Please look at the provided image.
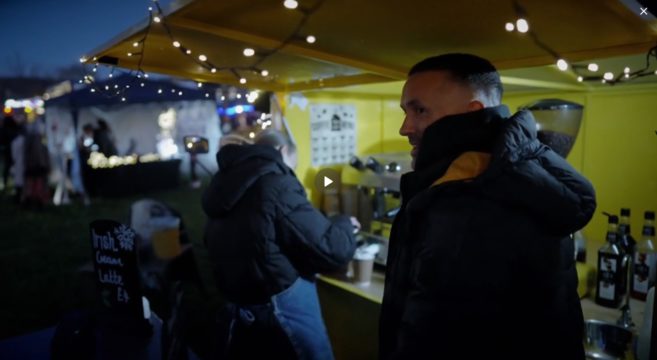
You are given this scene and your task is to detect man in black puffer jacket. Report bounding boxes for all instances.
[203,130,357,360]
[379,54,596,360]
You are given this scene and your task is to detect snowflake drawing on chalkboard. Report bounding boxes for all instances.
[114,225,136,251]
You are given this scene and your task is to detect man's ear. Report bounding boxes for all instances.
[467,100,485,112]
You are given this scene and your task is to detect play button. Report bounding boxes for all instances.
[314,168,341,193]
[324,176,333,187]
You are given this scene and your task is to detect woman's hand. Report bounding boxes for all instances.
[349,216,361,234]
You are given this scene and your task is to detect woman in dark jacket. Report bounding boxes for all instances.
[203,130,357,360]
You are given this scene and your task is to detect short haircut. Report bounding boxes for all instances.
[254,129,296,153]
[409,53,503,106]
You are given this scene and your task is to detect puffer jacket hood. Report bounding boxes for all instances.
[202,144,289,217]
[415,105,596,236]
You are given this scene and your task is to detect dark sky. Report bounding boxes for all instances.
[0,0,172,77]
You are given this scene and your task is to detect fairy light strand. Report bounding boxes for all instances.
[508,0,657,86]
[79,0,323,99]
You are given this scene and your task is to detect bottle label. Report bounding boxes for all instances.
[633,252,656,294]
[599,256,618,300]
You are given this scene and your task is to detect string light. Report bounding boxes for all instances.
[505,22,515,32]
[556,59,568,71]
[283,0,299,9]
[197,82,203,88]
[80,0,325,99]
[141,83,145,87]
[205,93,210,98]
[507,0,657,86]
[178,91,183,96]
[121,97,126,102]
[516,19,529,33]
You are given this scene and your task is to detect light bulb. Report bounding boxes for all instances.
[186,49,192,55]
[236,94,242,99]
[221,96,225,101]
[92,67,97,72]
[516,19,529,33]
[91,89,96,93]
[243,48,255,57]
[178,91,183,96]
[505,22,515,32]
[158,89,163,94]
[141,83,145,87]
[556,59,568,71]
[577,76,583,82]
[306,35,316,44]
[197,82,203,88]
[133,42,139,47]
[211,68,217,73]
[127,52,133,57]
[121,97,126,102]
[603,72,614,80]
[205,93,210,98]
[109,73,113,78]
[283,0,298,9]
[153,16,161,23]
[198,54,207,61]
[126,85,130,89]
[79,57,87,63]
[624,67,630,74]
[173,41,181,48]
[587,63,599,72]
[144,73,149,78]
[249,132,255,139]
[240,78,247,84]
[261,69,269,76]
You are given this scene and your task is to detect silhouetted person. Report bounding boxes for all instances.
[94,119,117,157]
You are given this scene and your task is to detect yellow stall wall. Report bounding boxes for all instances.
[285,84,657,268]
[283,91,407,201]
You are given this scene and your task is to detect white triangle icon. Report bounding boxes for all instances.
[323,176,333,187]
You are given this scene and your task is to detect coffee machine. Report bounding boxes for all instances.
[340,152,412,266]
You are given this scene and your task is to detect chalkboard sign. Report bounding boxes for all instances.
[90,220,143,322]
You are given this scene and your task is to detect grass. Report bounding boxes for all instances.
[0,179,223,358]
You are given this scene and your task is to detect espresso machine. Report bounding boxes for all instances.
[340,152,412,266]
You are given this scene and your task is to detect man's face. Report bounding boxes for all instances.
[400,71,482,169]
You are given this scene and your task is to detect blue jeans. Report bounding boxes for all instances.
[271,277,334,360]
[223,277,334,360]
